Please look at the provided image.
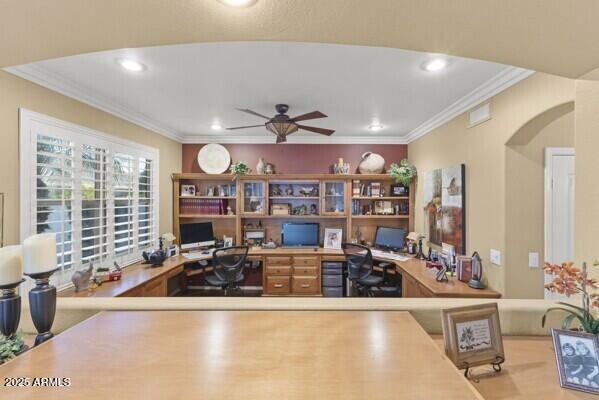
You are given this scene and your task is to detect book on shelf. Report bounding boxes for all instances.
[371,182,381,197]
[180,198,227,215]
[352,180,361,196]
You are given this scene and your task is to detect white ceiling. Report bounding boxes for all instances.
[5,42,533,144]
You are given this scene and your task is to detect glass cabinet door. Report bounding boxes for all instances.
[322,181,346,215]
[241,180,266,215]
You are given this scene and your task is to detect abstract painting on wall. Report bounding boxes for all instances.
[423,164,465,254]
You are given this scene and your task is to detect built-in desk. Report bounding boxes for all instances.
[58,248,500,298]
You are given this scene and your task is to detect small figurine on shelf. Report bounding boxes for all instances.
[285,185,293,196]
[310,204,318,215]
[71,263,93,292]
[293,205,307,215]
[272,184,282,197]
[226,206,235,215]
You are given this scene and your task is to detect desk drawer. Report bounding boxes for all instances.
[266,276,291,295]
[265,266,292,276]
[293,256,319,266]
[292,276,319,295]
[293,266,318,277]
[265,256,292,266]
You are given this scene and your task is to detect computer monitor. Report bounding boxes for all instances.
[281,222,319,248]
[179,222,215,250]
[374,226,406,251]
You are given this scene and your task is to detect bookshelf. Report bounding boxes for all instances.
[172,173,414,247]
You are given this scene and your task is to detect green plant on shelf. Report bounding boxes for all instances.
[388,159,417,186]
[0,331,24,363]
[229,161,250,180]
[542,260,599,333]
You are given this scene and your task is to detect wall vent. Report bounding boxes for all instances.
[468,102,491,127]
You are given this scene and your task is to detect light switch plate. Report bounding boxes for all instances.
[529,252,539,268]
[490,249,501,266]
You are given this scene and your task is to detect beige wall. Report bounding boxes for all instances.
[408,73,575,295]
[0,70,181,246]
[505,105,575,298]
[574,80,599,271]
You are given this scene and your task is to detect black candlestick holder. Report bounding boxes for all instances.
[24,268,58,346]
[0,278,25,339]
[416,238,426,260]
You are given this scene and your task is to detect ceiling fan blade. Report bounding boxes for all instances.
[226,124,265,130]
[290,111,327,122]
[236,108,271,120]
[297,125,335,136]
[275,135,287,144]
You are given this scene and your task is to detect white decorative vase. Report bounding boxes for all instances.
[358,152,385,174]
[256,157,266,175]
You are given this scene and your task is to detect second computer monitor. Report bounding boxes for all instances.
[374,226,406,251]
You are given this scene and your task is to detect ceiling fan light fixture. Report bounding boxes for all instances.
[265,121,298,137]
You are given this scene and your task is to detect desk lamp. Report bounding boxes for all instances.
[0,245,25,342]
[23,233,58,346]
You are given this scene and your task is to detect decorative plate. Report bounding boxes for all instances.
[197,144,231,174]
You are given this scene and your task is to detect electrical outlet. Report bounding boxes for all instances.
[528,252,539,268]
[490,249,501,266]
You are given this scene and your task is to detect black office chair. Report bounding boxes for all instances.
[342,243,383,297]
[204,246,249,296]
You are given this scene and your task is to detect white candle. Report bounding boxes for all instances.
[23,233,57,275]
[0,245,23,286]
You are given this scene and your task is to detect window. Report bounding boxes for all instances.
[20,109,159,288]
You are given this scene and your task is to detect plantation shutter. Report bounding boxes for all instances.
[20,110,159,289]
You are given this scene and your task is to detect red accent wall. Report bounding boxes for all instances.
[182,144,408,173]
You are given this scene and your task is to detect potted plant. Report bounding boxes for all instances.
[229,161,250,180]
[0,331,25,364]
[542,261,599,333]
[389,159,417,187]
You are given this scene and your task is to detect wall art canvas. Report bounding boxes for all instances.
[423,164,465,254]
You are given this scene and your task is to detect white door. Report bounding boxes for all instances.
[544,148,575,300]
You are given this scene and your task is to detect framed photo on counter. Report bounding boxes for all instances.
[552,328,599,394]
[441,303,504,375]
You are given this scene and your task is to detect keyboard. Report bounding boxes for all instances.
[182,249,214,260]
[371,249,409,262]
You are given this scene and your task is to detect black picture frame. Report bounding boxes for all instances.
[390,184,409,196]
[552,328,599,394]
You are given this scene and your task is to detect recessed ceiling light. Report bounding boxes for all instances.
[422,58,448,72]
[116,58,146,72]
[368,124,384,132]
[217,0,257,7]
[211,123,223,131]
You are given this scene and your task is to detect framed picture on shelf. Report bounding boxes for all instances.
[441,303,504,373]
[180,185,196,197]
[223,236,234,248]
[552,329,599,394]
[324,228,342,249]
[390,184,409,196]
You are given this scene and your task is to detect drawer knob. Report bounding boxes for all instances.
[274,284,283,288]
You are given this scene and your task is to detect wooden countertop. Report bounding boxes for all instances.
[0,311,482,400]
[58,248,500,298]
[433,336,597,400]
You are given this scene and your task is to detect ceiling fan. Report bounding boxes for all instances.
[227,104,335,143]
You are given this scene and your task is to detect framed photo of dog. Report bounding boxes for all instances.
[441,303,504,377]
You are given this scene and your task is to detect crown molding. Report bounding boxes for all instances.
[179,134,409,144]
[5,63,533,145]
[403,66,535,143]
[4,63,184,142]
